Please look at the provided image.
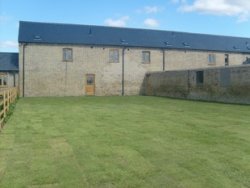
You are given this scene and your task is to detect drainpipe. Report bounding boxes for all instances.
[22,43,27,97]
[122,48,125,96]
[162,49,165,71]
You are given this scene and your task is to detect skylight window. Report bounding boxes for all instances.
[164,41,172,47]
[120,39,128,45]
[182,42,190,47]
[33,35,42,41]
[233,46,240,50]
[246,42,250,50]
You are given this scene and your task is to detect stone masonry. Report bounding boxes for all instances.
[19,43,250,97]
[143,65,250,104]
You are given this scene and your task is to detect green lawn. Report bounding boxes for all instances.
[0,96,250,188]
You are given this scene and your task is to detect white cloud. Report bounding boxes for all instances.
[144,6,163,14]
[144,18,159,27]
[104,16,129,27]
[0,40,18,51]
[179,0,250,22]
[137,6,164,14]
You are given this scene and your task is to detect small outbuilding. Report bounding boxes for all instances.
[0,52,19,88]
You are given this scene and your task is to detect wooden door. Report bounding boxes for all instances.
[85,74,95,96]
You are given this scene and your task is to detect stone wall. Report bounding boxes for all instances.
[143,65,250,104]
[19,44,163,97]
[165,50,249,70]
[7,72,18,87]
[20,44,123,97]
[19,43,250,97]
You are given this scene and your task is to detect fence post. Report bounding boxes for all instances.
[0,92,3,129]
[9,90,11,107]
[3,91,6,118]
[6,91,9,112]
[11,89,13,103]
[0,88,18,130]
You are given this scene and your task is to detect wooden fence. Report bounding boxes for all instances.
[0,87,18,130]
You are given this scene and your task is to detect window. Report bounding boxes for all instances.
[86,74,95,85]
[225,54,229,66]
[63,48,73,62]
[0,74,7,86]
[142,51,150,64]
[196,71,204,85]
[243,57,250,64]
[109,49,119,63]
[208,54,216,65]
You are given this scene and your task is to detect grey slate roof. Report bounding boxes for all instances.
[18,21,250,53]
[0,52,19,72]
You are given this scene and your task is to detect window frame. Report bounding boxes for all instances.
[86,74,95,86]
[225,54,229,66]
[0,74,8,86]
[208,54,216,65]
[63,48,73,62]
[142,51,151,64]
[109,49,119,63]
[196,71,204,85]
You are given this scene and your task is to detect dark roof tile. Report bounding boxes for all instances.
[0,52,19,72]
[18,21,250,53]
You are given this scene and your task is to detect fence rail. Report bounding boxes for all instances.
[0,87,18,130]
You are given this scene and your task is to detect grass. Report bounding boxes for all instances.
[0,96,250,188]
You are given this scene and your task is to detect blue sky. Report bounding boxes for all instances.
[0,0,250,52]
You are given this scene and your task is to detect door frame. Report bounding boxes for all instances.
[85,74,95,96]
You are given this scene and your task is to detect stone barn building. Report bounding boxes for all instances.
[0,52,19,88]
[18,21,250,97]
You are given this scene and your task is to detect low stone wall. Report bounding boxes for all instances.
[143,65,250,104]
